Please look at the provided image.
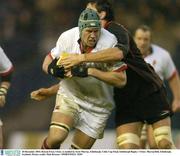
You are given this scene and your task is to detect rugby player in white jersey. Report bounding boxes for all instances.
[0,46,14,148]
[134,25,180,148]
[41,8,127,149]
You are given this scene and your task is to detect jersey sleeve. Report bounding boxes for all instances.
[162,52,176,80]
[50,33,68,59]
[0,47,13,75]
[107,23,130,57]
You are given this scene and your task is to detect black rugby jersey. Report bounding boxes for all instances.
[105,22,163,100]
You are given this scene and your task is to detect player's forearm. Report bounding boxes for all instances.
[82,47,124,63]
[88,68,127,88]
[48,84,59,95]
[169,73,180,100]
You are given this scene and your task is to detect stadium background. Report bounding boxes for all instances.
[0,0,180,148]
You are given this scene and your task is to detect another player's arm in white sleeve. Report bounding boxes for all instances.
[162,52,180,112]
[168,72,180,112]
[169,72,180,100]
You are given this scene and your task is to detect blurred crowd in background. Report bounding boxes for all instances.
[0,0,180,148]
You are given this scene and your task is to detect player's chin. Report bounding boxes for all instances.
[87,41,96,47]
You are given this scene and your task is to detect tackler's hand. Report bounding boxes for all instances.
[60,54,85,69]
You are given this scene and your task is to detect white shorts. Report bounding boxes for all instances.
[53,94,111,139]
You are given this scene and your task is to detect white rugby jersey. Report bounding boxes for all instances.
[0,46,13,76]
[144,44,176,81]
[50,27,124,113]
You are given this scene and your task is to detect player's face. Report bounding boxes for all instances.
[81,27,101,48]
[134,29,151,56]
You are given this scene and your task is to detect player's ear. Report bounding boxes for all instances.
[99,11,106,20]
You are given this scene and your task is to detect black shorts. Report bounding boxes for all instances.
[115,86,173,127]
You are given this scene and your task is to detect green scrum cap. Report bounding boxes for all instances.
[78,8,101,36]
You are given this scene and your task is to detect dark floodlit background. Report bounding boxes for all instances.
[0,0,180,148]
